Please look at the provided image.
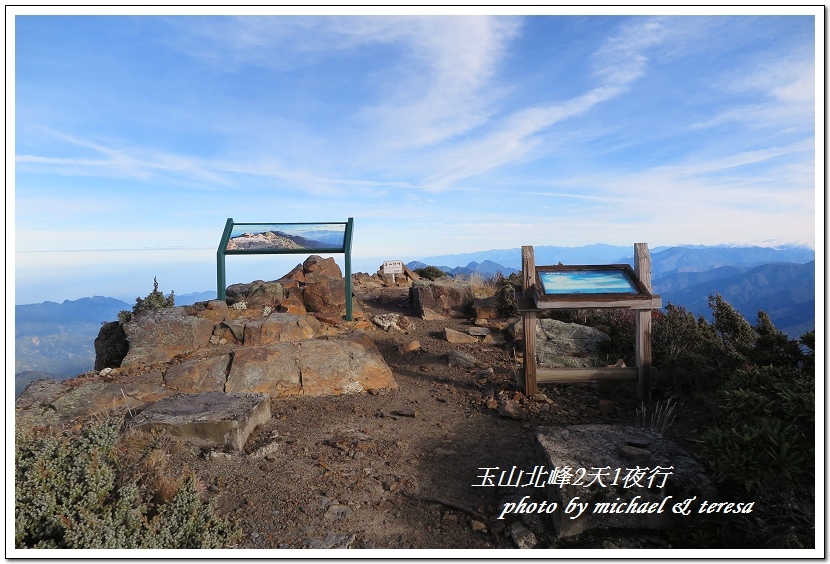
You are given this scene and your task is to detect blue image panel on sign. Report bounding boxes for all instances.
[539,271,639,295]
[226,223,346,252]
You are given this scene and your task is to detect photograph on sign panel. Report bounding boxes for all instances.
[539,270,639,295]
[225,223,345,252]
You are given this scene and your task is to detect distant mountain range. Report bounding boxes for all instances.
[416,244,815,275]
[412,245,815,337]
[14,245,816,397]
[407,259,519,278]
[14,291,219,396]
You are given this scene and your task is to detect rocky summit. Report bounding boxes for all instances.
[16,256,397,440]
[14,257,730,550]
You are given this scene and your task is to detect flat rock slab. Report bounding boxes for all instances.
[129,392,271,451]
[15,372,172,431]
[534,425,716,539]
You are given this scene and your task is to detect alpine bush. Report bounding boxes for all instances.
[118,277,175,324]
[413,266,446,281]
[15,415,238,549]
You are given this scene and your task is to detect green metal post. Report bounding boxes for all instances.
[217,218,234,301]
[344,217,354,321]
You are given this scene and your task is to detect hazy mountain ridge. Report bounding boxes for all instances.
[663,261,816,337]
[15,245,816,395]
[14,292,217,394]
[417,244,815,274]
[413,245,815,337]
[407,260,519,278]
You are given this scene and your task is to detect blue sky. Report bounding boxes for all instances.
[9,9,821,304]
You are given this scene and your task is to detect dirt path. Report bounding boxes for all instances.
[170,285,645,550]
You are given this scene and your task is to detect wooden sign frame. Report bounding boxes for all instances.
[519,244,661,401]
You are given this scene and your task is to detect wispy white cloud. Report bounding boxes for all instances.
[164,16,521,150]
[415,17,668,191]
[347,16,521,149]
[16,129,234,186]
[689,48,815,131]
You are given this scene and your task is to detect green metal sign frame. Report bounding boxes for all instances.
[217,218,354,320]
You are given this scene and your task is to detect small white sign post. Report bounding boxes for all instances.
[382,260,404,283]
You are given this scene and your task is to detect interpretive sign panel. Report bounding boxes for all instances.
[217,218,355,319]
[225,223,347,253]
[532,264,659,310]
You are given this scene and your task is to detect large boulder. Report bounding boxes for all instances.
[472,296,501,321]
[301,334,395,396]
[225,280,285,310]
[225,343,302,396]
[226,335,396,397]
[303,255,342,278]
[121,307,216,366]
[533,425,716,539]
[409,279,474,318]
[535,319,610,368]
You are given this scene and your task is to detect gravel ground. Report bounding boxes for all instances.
[168,284,658,551]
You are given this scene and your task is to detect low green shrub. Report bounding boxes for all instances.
[118,277,175,324]
[697,364,814,493]
[15,415,238,549]
[413,266,446,281]
[494,274,519,317]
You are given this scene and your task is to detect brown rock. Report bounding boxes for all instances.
[303,277,346,315]
[94,321,129,370]
[444,327,478,344]
[303,255,342,278]
[402,265,421,281]
[300,334,397,396]
[419,307,445,320]
[482,333,507,346]
[184,300,228,323]
[398,340,421,354]
[313,313,344,326]
[409,279,474,318]
[472,296,500,320]
[246,281,285,309]
[226,334,396,398]
[280,286,307,315]
[278,263,306,284]
[213,321,245,345]
[242,313,321,346]
[226,343,303,396]
[122,307,216,366]
[164,354,231,393]
[499,400,527,419]
[16,371,173,430]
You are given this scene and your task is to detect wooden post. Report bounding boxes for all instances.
[521,245,538,397]
[634,243,653,402]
